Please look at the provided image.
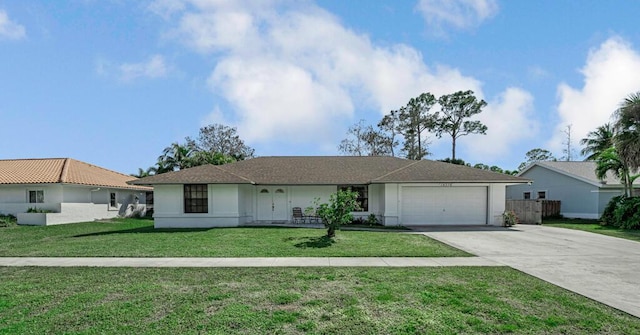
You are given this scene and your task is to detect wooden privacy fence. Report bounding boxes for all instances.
[541,200,561,218]
[505,200,561,224]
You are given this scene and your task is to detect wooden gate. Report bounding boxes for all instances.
[505,200,561,224]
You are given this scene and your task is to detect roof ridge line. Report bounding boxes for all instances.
[215,164,255,183]
[371,160,421,181]
[59,158,71,183]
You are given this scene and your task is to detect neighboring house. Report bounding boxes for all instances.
[506,161,635,219]
[0,158,152,225]
[131,156,527,228]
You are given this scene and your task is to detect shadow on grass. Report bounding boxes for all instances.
[72,226,213,237]
[289,235,336,249]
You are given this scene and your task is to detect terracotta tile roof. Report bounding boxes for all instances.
[0,158,151,191]
[133,156,528,185]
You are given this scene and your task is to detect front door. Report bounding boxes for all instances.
[257,187,288,221]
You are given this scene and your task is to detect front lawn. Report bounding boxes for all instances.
[543,218,640,242]
[1,267,638,334]
[0,219,467,257]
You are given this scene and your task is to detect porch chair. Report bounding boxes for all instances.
[292,207,306,224]
[305,207,321,223]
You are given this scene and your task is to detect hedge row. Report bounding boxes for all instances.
[601,196,640,229]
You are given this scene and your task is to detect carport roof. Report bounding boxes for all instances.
[132,156,528,185]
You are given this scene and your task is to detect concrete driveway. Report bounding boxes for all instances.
[418,224,640,318]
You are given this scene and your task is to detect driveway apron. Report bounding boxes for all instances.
[419,224,640,318]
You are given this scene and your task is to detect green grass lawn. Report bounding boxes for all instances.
[543,218,640,242]
[0,219,467,257]
[1,267,638,334]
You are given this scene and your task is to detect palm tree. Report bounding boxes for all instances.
[130,167,155,178]
[159,142,195,171]
[580,123,614,161]
[614,92,640,170]
[595,147,632,197]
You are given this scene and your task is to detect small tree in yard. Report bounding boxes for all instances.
[315,189,360,238]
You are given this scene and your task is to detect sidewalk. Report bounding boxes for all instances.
[0,256,502,267]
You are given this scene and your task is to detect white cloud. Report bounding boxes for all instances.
[551,36,640,156]
[118,54,168,82]
[147,0,186,19]
[153,0,529,156]
[0,9,26,40]
[464,88,538,161]
[415,0,498,34]
[527,65,550,81]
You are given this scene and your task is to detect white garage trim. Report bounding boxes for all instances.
[400,185,488,225]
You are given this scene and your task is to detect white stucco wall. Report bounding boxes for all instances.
[1,184,148,225]
[0,184,64,215]
[289,186,335,211]
[488,184,508,225]
[153,184,245,228]
[17,203,129,225]
[0,184,63,214]
[238,184,254,224]
[382,184,400,225]
[153,184,385,228]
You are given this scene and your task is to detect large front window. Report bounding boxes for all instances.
[184,184,208,213]
[338,185,368,212]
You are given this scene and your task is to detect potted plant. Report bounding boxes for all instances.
[502,210,518,227]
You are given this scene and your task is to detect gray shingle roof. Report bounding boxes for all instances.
[373,160,526,183]
[132,156,528,185]
[129,164,254,185]
[525,161,621,187]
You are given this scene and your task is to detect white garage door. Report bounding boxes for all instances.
[401,186,487,225]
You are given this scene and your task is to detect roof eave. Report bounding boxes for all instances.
[371,179,530,184]
[129,181,253,186]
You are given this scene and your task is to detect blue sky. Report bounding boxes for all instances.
[2,0,640,175]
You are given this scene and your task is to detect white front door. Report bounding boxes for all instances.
[257,187,288,221]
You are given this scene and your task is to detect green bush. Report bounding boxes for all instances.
[366,213,380,226]
[614,197,640,229]
[502,211,518,227]
[601,196,640,229]
[351,217,366,225]
[0,214,17,227]
[26,207,53,213]
[601,195,624,226]
[315,189,360,237]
